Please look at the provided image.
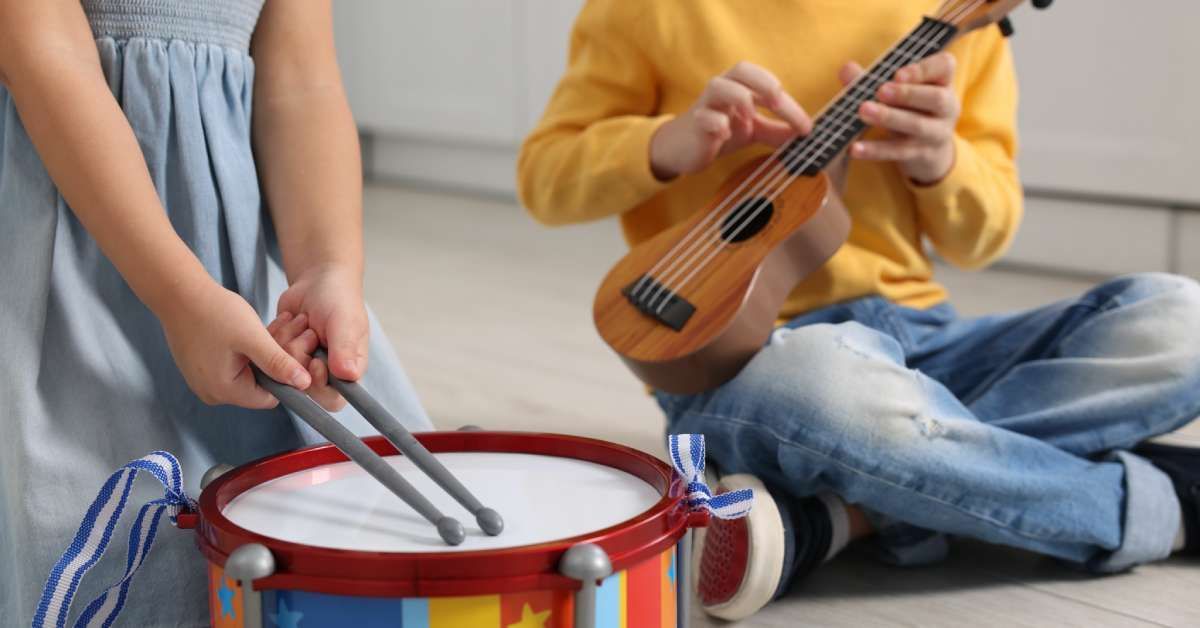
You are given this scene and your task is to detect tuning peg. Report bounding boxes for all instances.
[998,17,1015,37]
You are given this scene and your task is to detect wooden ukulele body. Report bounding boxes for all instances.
[593,156,851,394]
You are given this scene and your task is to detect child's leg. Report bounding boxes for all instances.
[667,278,1198,574]
[923,273,1200,454]
[866,272,1200,566]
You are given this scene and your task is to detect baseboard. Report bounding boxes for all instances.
[363,132,519,199]
[1004,196,1174,276]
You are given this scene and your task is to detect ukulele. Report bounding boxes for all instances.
[594,0,1038,394]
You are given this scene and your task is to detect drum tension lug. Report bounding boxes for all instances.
[226,543,276,582]
[201,463,234,490]
[225,543,276,628]
[559,543,613,628]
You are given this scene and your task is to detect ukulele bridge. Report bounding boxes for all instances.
[622,275,696,332]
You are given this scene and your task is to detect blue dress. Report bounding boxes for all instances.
[0,1,432,625]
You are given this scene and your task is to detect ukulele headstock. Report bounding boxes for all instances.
[934,0,1026,34]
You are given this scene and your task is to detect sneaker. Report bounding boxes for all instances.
[695,474,832,620]
[1132,441,1200,553]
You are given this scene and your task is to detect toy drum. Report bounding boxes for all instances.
[180,431,708,628]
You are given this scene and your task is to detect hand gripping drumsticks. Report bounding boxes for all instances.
[251,363,499,545]
[313,348,504,537]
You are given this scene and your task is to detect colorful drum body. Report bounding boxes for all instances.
[181,432,705,628]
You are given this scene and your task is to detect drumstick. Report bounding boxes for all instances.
[251,366,467,546]
[314,349,504,536]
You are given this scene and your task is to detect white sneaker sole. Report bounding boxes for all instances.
[699,473,786,622]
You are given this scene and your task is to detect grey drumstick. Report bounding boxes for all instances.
[251,366,466,545]
[315,349,504,536]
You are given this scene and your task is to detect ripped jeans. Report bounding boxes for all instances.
[656,273,1200,575]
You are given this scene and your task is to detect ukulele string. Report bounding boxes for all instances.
[631,18,942,310]
[643,4,972,314]
[637,0,980,312]
[660,6,974,308]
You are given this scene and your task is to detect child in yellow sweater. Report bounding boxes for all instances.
[520,0,1200,620]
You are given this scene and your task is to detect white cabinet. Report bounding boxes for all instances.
[333,1,581,193]
[1009,1,1200,205]
[1001,1,1200,276]
[519,0,583,133]
[333,2,521,145]
[1003,197,1173,275]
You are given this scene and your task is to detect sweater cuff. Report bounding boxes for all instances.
[904,135,977,212]
[624,113,676,199]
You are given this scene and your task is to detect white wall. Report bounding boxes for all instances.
[1001,1,1200,276]
[333,1,1200,277]
[1010,2,1200,204]
[333,0,580,192]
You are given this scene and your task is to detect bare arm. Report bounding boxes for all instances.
[252,0,372,402]
[0,0,311,406]
[252,0,362,282]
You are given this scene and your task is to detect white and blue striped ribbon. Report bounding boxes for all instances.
[33,451,194,628]
[667,434,753,519]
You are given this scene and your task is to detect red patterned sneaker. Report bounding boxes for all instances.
[695,474,786,621]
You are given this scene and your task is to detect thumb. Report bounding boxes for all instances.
[325,311,369,382]
[243,327,312,390]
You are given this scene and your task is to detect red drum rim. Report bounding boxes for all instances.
[184,431,704,597]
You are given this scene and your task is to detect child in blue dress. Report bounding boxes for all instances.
[0,1,430,625]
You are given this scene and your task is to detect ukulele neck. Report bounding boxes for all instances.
[781,17,959,176]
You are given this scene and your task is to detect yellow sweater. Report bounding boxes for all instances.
[518,0,1023,315]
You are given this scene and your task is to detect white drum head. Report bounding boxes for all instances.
[221,452,663,552]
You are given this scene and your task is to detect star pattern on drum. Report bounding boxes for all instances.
[270,598,304,628]
[506,603,551,628]
[217,577,236,619]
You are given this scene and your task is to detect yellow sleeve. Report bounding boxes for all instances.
[516,0,671,226]
[906,29,1023,270]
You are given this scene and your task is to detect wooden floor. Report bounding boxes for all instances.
[362,184,1200,627]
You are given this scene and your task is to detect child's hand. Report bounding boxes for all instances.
[271,264,369,411]
[266,310,344,411]
[160,281,312,409]
[845,52,961,185]
[650,61,812,181]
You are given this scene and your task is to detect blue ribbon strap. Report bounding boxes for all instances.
[33,451,195,628]
[667,434,753,519]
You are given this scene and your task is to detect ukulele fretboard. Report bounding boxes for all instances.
[780,17,958,176]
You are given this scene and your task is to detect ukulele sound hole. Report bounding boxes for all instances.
[720,198,774,243]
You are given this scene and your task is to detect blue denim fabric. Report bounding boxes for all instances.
[657,273,1200,581]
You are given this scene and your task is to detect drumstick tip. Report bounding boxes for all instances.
[437,516,466,546]
[476,507,504,536]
